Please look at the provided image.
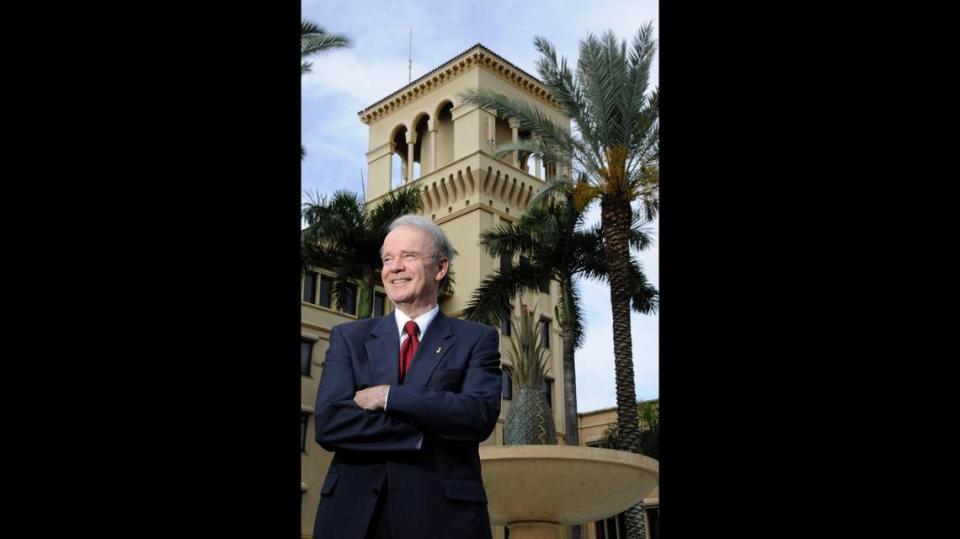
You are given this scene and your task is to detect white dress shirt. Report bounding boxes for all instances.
[384,305,438,451]
[384,304,439,410]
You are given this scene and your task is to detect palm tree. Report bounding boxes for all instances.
[601,399,659,459]
[301,20,350,159]
[301,185,422,319]
[463,187,658,451]
[461,26,659,538]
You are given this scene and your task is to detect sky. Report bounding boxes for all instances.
[302,0,659,412]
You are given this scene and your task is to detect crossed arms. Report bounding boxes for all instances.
[314,325,502,453]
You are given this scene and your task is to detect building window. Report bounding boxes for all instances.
[300,413,310,453]
[318,275,332,307]
[300,340,313,377]
[502,369,513,400]
[545,161,557,178]
[373,292,386,317]
[595,512,626,539]
[342,283,357,315]
[542,378,552,409]
[303,272,318,303]
[646,506,659,539]
[539,318,551,349]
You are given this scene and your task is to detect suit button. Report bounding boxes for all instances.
[371,488,379,497]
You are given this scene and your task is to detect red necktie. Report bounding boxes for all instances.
[399,320,420,383]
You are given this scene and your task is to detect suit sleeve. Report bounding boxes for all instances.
[384,327,502,445]
[314,325,423,453]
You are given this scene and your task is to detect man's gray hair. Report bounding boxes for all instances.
[386,214,457,289]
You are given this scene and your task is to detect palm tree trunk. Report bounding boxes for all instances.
[559,279,580,448]
[561,328,579,446]
[356,279,373,319]
[601,196,641,451]
[601,195,645,539]
[559,279,583,539]
[626,505,647,539]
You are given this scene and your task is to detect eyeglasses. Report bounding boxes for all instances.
[381,253,435,267]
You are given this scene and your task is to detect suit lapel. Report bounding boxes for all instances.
[404,311,456,387]
[365,312,400,386]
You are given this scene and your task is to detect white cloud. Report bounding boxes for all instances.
[302,52,415,106]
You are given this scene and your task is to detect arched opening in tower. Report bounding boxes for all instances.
[435,101,454,169]
[412,114,430,180]
[390,125,409,190]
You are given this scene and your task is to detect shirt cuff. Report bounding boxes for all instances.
[416,434,423,450]
[383,386,390,410]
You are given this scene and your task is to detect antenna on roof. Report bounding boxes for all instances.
[360,168,366,200]
[408,27,413,83]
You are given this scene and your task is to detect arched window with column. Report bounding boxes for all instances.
[518,128,536,175]
[412,113,431,179]
[493,114,512,165]
[389,124,409,189]
[435,100,455,169]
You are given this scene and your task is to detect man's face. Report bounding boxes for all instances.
[380,226,448,313]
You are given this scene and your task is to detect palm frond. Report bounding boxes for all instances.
[301,20,322,36]
[478,221,538,259]
[575,228,658,315]
[533,36,603,165]
[459,88,579,161]
[300,20,350,75]
[630,207,657,251]
[300,187,419,318]
[462,263,552,328]
[301,33,351,57]
[505,307,550,389]
[562,278,587,348]
[301,21,351,56]
[574,227,610,282]
[576,32,618,149]
[627,258,658,314]
[528,176,579,209]
[368,184,423,234]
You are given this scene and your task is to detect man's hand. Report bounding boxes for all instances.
[353,385,389,411]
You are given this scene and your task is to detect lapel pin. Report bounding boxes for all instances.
[436,346,442,354]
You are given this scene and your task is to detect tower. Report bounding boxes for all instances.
[359,46,572,452]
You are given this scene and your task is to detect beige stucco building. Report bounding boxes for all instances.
[578,406,660,539]
[302,43,656,539]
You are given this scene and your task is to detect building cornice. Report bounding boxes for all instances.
[357,43,558,124]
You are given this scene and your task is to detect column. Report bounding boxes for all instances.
[406,131,417,183]
[486,115,495,152]
[429,119,437,172]
[386,142,395,187]
[509,118,520,168]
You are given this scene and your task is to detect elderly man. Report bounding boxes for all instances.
[312,214,502,539]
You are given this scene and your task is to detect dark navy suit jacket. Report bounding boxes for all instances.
[313,311,502,539]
